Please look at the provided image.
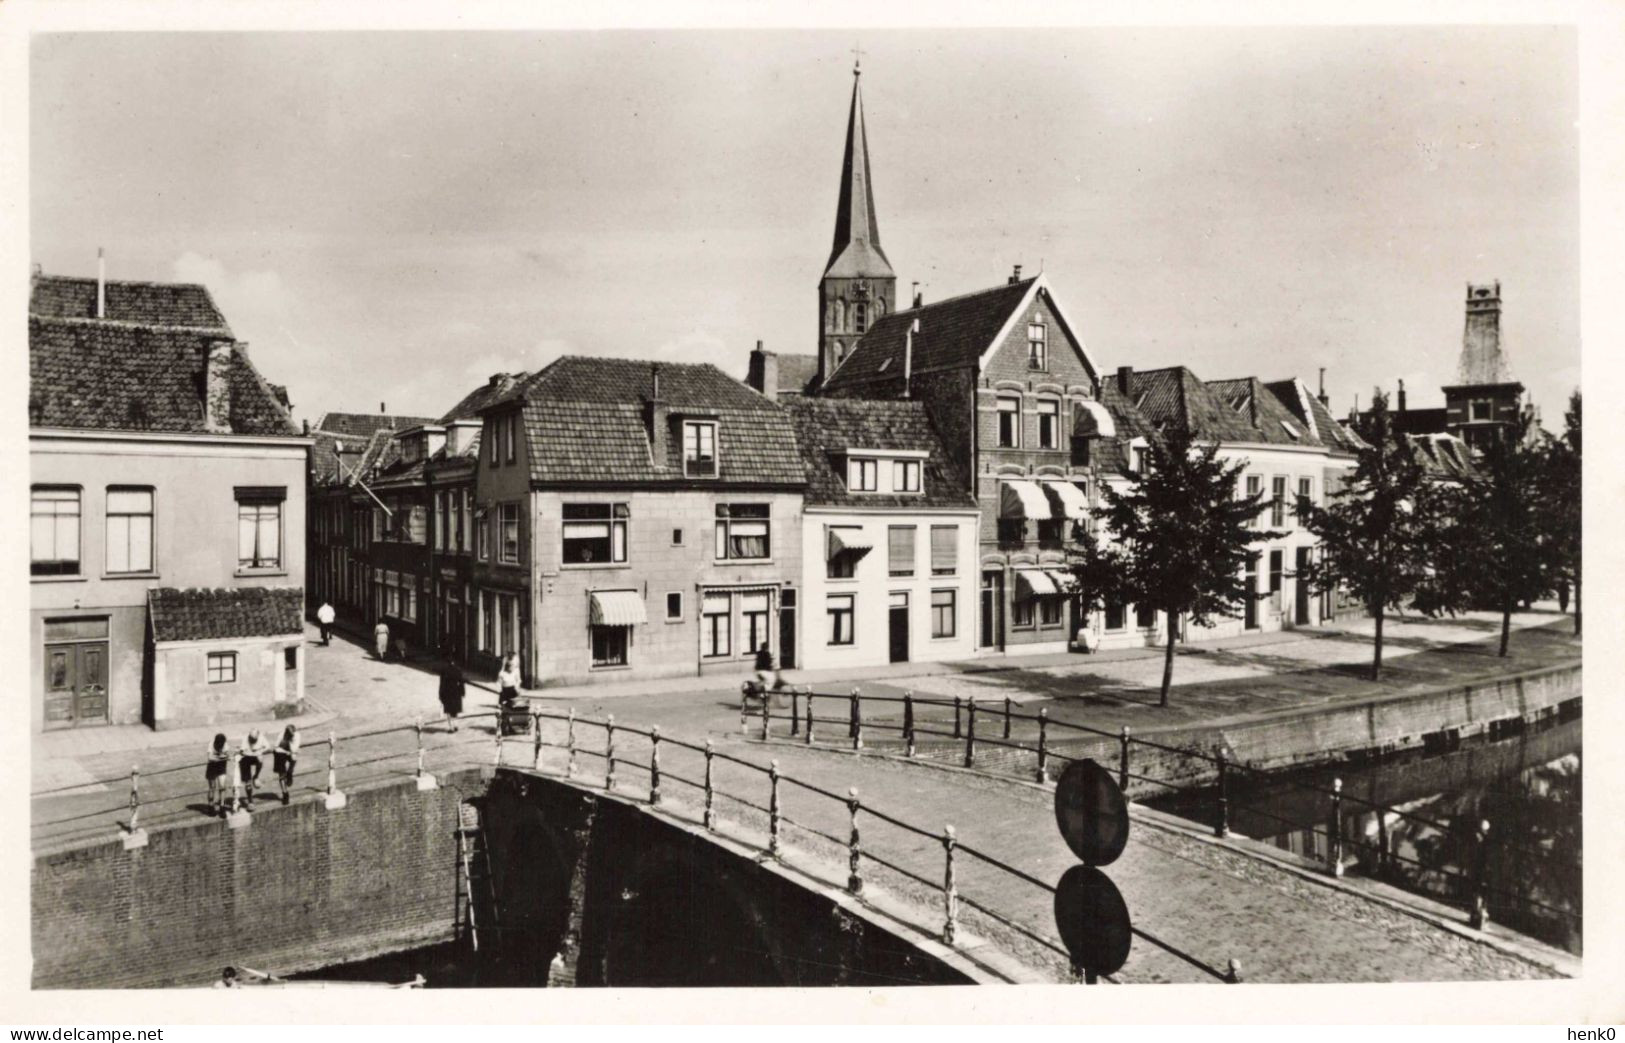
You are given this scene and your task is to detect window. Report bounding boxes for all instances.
[435,492,447,551]
[828,545,857,579]
[562,503,629,565]
[997,397,1020,448]
[499,503,521,564]
[481,591,496,651]
[237,489,284,570]
[888,526,916,577]
[1131,445,1150,474]
[1244,475,1263,528]
[827,594,856,645]
[997,518,1025,547]
[488,420,500,466]
[1271,477,1287,528]
[848,458,879,492]
[1269,549,1284,594]
[931,589,957,638]
[1296,477,1314,520]
[1041,597,1063,627]
[499,593,518,658]
[1028,320,1048,369]
[591,625,629,668]
[893,459,921,493]
[715,504,770,560]
[672,528,684,546]
[206,652,237,684]
[666,592,683,621]
[702,594,731,657]
[1037,518,1064,547]
[1471,399,1492,421]
[31,487,81,576]
[1104,600,1126,631]
[504,415,516,463]
[683,421,718,478]
[1135,605,1156,629]
[930,526,957,575]
[476,508,490,560]
[741,593,770,654]
[105,487,153,574]
[284,647,298,671]
[1037,399,1060,449]
[853,301,868,334]
[1012,598,1035,628]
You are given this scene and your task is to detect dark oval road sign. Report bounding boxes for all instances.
[1054,758,1129,866]
[1053,864,1132,978]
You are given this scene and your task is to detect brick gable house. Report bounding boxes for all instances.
[469,356,806,687]
[29,269,310,730]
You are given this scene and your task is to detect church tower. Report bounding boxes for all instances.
[1442,281,1525,451]
[817,58,897,388]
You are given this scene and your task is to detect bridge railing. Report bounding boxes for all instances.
[30,706,1236,984]
[741,684,1580,935]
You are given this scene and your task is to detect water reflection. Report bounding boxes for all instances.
[1149,716,1582,954]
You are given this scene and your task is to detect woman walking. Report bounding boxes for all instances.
[438,652,465,733]
[205,733,230,815]
[273,724,300,804]
[497,653,522,711]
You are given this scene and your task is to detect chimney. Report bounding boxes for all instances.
[1397,378,1407,415]
[911,281,922,309]
[488,372,510,390]
[302,418,310,436]
[203,341,234,434]
[903,318,918,398]
[1116,365,1133,397]
[380,402,386,415]
[1317,367,1329,407]
[1009,264,1023,285]
[648,363,669,468]
[96,248,106,319]
[748,340,778,400]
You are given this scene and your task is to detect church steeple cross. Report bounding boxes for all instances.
[851,43,866,75]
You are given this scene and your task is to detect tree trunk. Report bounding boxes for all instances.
[1574,570,1582,636]
[1499,598,1512,658]
[1159,610,1176,707]
[1370,603,1385,682]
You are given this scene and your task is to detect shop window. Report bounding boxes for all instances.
[591,626,629,668]
[1041,597,1063,627]
[702,594,731,658]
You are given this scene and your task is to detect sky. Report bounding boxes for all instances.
[29,27,1579,428]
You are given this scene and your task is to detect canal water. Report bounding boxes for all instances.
[1146,712,1582,954]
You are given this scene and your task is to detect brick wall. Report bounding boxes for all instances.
[31,769,480,989]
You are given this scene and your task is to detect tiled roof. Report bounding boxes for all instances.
[1267,379,1366,454]
[29,317,298,436]
[780,398,975,510]
[148,586,304,643]
[1092,382,1161,476]
[1121,367,1258,444]
[312,412,434,438]
[1407,432,1477,480]
[1207,377,1323,448]
[821,278,1038,393]
[30,273,231,333]
[438,373,528,423]
[500,356,804,486]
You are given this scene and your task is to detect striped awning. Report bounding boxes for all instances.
[1047,569,1080,593]
[828,527,875,556]
[1015,570,1059,599]
[1043,480,1090,521]
[589,590,647,627]
[1073,399,1118,438]
[1000,480,1052,520]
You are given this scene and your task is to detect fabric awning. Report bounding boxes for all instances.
[1015,570,1059,599]
[590,590,647,627]
[1046,570,1080,593]
[1073,399,1118,439]
[1043,480,1090,521]
[828,527,875,556]
[1000,480,1052,520]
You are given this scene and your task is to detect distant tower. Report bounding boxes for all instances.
[1443,281,1524,450]
[817,56,897,389]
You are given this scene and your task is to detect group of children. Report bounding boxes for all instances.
[204,724,300,814]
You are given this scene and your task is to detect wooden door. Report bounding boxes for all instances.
[43,640,109,729]
[888,592,909,663]
[1295,548,1312,625]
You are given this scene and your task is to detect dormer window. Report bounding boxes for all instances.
[1028,320,1047,370]
[848,458,879,492]
[683,421,718,478]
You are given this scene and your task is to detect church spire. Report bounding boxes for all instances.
[825,62,895,279]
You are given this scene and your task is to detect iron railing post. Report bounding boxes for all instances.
[1327,777,1344,877]
[703,739,716,831]
[768,759,782,860]
[953,696,962,739]
[904,691,916,758]
[566,707,578,778]
[1469,819,1491,930]
[761,691,771,741]
[941,825,959,945]
[1214,748,1231,838]
[791,687,801,737]
[649,726,662,806]
[128,766,140,832]
[1003,696,1012,740]
[847,787,864,894]
[533,712,543,770]
[806,692,816,745]
[605,715,617,792]
[1035,708,1049,783]
[964,696,977,768]
[1118,726,1131,792]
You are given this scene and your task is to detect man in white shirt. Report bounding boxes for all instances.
[317,601,336,645]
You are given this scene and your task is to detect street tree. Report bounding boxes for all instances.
[1541,391,1581,636]
[1299,393,1457,681]
[1452,411,1555,656]
[1070,423,1281,707]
